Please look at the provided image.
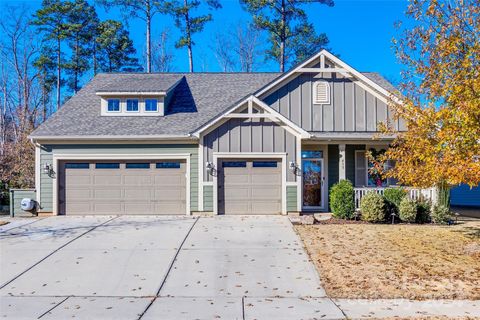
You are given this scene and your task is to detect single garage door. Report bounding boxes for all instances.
[58,160,186,215]
[218,159,282,215]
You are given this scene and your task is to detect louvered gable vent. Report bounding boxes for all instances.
[313,81,330,104]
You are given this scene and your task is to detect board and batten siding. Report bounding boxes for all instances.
[203,118,297,182]
[262,73,406,132]
[38,144,198,213]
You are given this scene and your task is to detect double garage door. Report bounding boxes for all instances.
[59,160,186,215]
[218,159,282,215]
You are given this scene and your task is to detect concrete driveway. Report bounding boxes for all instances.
[0,215,342,319]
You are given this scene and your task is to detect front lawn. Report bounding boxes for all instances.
[296,221,480,300]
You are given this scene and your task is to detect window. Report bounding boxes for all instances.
[156,162,181,169]
[223,161,246,167]
[126,99,139,112]
[126,163,150,169]
[253,161,277,168]
[354,151,367,187]
[301,151,323,159]
[65,163,89,169]
[107,99,120,112]
[313,81,330,104]
[145,99,158,112]
[95,163,120,169]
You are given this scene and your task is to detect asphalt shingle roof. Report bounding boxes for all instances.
[30,71,396,138]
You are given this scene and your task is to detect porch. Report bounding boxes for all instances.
[353,187,438,209]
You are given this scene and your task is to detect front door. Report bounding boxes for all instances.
[302,157,324,209]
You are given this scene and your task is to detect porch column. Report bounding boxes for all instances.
[339,144,346,180]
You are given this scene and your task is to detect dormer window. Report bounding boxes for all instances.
[126,99,139,112]
[145,99,158,112]
[107,99,120,112]
[313,81,330,105]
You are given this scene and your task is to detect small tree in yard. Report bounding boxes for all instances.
[330,180,355,219]
[372,0,480,209]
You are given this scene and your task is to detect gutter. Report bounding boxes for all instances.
[29,134,198,143]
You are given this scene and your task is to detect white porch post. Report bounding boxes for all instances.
[339,144,346,180]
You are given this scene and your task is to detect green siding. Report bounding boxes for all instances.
[39,146,53,212]
[203,185,213,211]
[10,189,36,216]
[287,185,298,212]
[39,144,198,212]
[345,144,365,184]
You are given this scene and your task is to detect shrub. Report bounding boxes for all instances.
[383,188,407,211]
[416,199,431,224]
[383,188,407,221]
[399,197,417,223]
[330,180,355,219]
[360,192,385,222]
[431,204,451,224]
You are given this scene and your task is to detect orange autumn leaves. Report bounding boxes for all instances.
[375,0,480,188]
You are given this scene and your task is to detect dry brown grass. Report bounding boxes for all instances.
[296,221,480,300]
[0,221,9,226]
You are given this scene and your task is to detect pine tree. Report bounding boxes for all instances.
[33,0,74,110]
[65,0,99,93]
[240,0,333,72]
[95,20,140,72]
[164,0,222,72]
[98,0,166,73]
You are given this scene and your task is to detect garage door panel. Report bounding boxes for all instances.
[252,201,281,214]
[154,188,186,201]
[251,186,281,199]
[66,189,91,200]
[154,174,185,186]
[124,175,153,185]
[66,175,91,185]
[94,175,122,185]
[61,159,186,215]
[220,159,282,215]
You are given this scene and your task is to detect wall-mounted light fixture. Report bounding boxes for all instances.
[205,161,216,176]
[289,161,300,175]
[43,163,52,175]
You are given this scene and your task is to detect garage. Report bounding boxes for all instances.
[218,159,282,215]
[58,160,187,215]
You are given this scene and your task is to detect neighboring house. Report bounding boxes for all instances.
[30,50,406,216]
[451,184,480,208]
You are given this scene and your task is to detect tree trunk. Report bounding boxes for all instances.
[279,0,286,72]
[184,0,193,72]
[146,0,152,73]
[93,41,98,75]
[56,37,61,110]
[74,36,79,93]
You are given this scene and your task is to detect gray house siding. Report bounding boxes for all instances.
[9,189,37,216]
[262,73,406,132]
[38,144,198,213]
[345,144,366,184]
[203,185,214,211]
[328,144,340,192]
[203,118,297,182]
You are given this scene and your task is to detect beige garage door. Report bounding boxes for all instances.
[58,160,186,215]
[218,159,282,215]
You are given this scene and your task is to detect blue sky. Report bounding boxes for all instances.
[2,0,410,84]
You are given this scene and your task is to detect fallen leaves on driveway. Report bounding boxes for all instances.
[295,221,480,300]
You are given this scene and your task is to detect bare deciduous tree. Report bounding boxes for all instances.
[152,29,175,72]
[235,22,263,72]
[212,32,235,72]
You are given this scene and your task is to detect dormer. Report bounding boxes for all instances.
[96,74,183,117]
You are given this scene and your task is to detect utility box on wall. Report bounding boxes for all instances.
[9,189,37,217]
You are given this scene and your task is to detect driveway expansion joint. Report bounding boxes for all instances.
[37,296,70,319]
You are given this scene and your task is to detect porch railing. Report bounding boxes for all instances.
[353,187,437,209]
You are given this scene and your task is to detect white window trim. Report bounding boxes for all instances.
[107,99,121,113]
[125,99,140,113]
[313,81,330,105]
